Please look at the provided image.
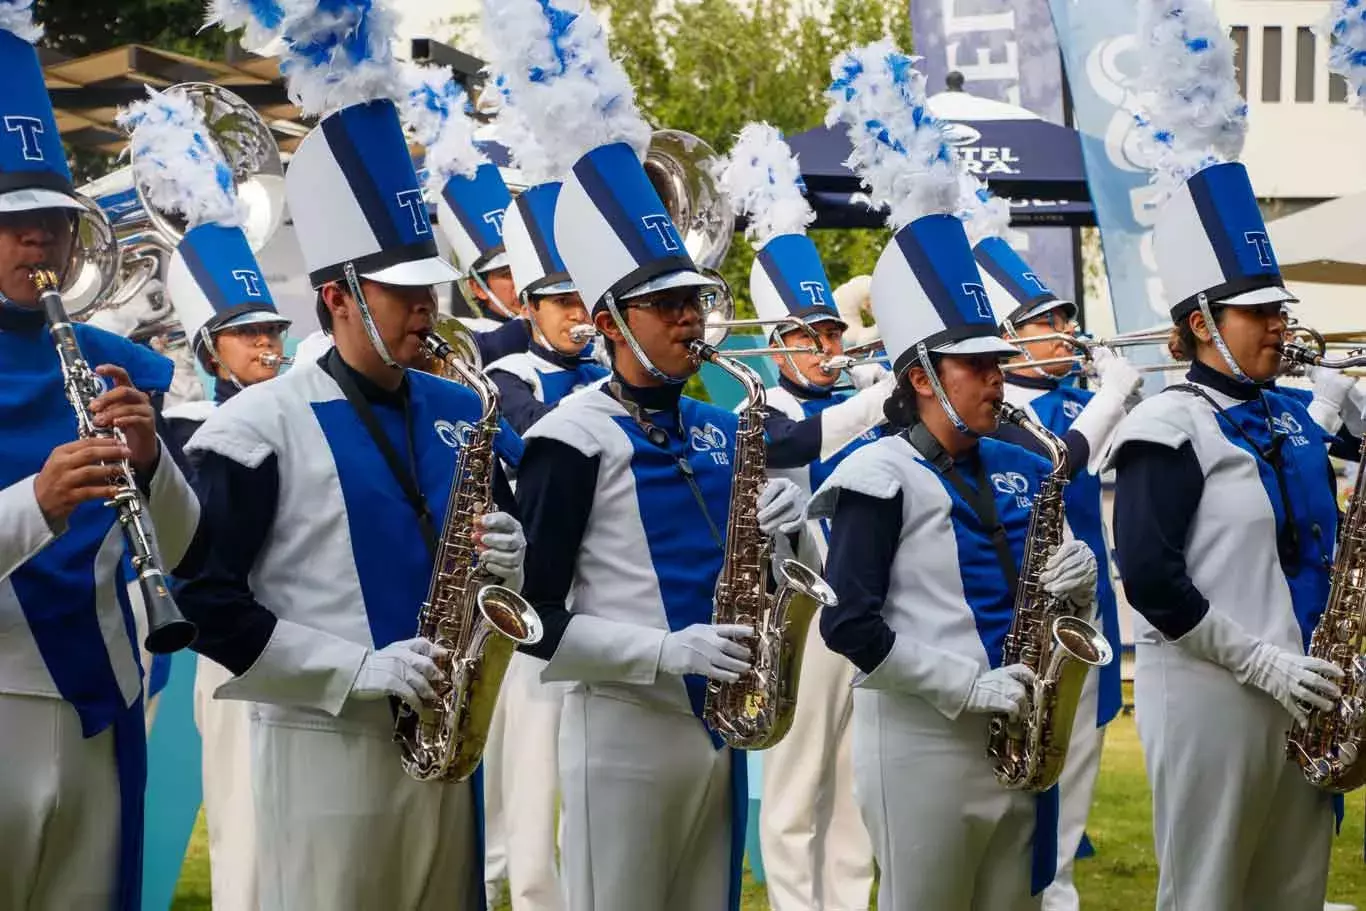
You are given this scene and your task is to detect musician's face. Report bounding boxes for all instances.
[775,321,844,389]
[1007,308,1076,377]
[527,291,592,355]
[0,209,76,307]
[1191,302,1287,383]
[209,323,288,385]
[323,278,437,371]
[911,353,1006,436]
[597,285,707,384]
[468,266,518,319]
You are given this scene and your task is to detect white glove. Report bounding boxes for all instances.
[757,478,806,536]
[849,363,890,391]
[1173,610,1343,726]
[1307,366,1355,434]
[817,372,896,461]
[963,664,1036,720]
[1039,539,1097,607]
[1090,347,1142,401]
[1241,643,1343,727]
[659,623,754,682]
[349,637,447,710]
[477,511,526,587]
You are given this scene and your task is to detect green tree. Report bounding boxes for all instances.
[601,0,913,318]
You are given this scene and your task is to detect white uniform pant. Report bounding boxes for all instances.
[250,706,479,911]
[1134,642,1334,911]
[559,688,735,911]
[853,689,1040,911]
[0,693,121,909]
[194,657,259,911]
[482,652,564,910]
[1041,668,1105,911]
[760,629,873,911]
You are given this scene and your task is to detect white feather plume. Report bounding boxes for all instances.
[399,62,488,195]
[489,72,559,186]
[213,0,402,117]
[956,172,1018,247]
[1323,0,1366,106]
[481,0,652,175]
[711,122,814,247]
[824,40,961,230]
[0,0,42,42]
[117,87,245,229]
[1133,0,1249,191]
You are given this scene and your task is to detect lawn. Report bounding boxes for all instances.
[171,707,1366,909]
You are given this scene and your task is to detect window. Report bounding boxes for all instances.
[1232,26,1249,99]
[1262,26,1282,102]
[1330,72,1349,102]
[1295,27,1315,102]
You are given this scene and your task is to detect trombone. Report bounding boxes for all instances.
[999,326,1187,375]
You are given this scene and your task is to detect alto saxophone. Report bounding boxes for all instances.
[987,403,1113,792]
[689,339,838,750]
[1287,434,1366,792]
[394,319,543,783]
[32,269,196,655]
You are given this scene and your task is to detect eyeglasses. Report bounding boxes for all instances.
[1026,309,1076,333]
[625,290,707,321]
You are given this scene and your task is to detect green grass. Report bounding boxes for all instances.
[171,708,1366,909]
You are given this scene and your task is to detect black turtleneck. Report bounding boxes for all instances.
[777,373,835,401]
[1186,358,1262,400]
[0,304,46,332]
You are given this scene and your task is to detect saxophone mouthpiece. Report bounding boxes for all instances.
[258,352,293,370]
[29,268,60,292]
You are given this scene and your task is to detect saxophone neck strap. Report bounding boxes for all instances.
[906,422,1020,596]
[324,348,438,559]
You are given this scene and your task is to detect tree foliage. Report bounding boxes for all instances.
[600,0,913,318]
[36,0,227,57]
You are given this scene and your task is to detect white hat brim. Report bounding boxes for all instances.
[363,256,462,287]
[215,310,292,332]
[0,188,86,214]
[530,279,577,296]
[1219,284,1298,307]
[930,335,1021,357]
[620,269,719,300]
[476,251,510,274]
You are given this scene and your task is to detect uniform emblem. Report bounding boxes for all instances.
[689,422,730,465]
[231,269,264,297]
[1062,400,1084,420]
[4,116,45,161]
[1270,411,1309,446]
[962,283,992,320]
[483,208,507,237]
[434,419,474,449]
[991,471,1032,508]
[1243,231,1274,268]
[641,214,681,251]
[395,189,432,235]
[799,280,828,307]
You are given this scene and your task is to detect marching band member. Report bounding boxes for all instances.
[0,7,202,906]
[968,218,1140,911]
[115,86,293,911]
[1108,5,1342,908]
[184,4,526,908]
[488,2,805,908]
[712,122,885,911]
[812,43,1099,911]
[403,63,575,909]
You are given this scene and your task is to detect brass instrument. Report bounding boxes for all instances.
[688,338,838,749]
[258,352,293,370]
[395,318,543,782]
[988,403,1113,791]
[645,130,735,270]
[32,269,197,654]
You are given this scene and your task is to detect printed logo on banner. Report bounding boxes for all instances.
[434,419,474,449]
[395,189,432,235]
[641,214,681,252]
[689,422,730,464]
[483,209,507,237]
[231,270,264,297]
[4,116,45,161]
[991,471,1033,509]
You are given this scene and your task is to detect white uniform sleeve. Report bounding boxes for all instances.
[539,614,670,685]
[0,475,57,581]
[817,374,897,461]
[213,618,371,715]
[143,439,201,570]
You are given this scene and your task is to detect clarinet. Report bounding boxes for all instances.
[32,269,197,654]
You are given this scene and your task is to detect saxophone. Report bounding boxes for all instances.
[688,339,839,750]
[987,402,1113,792]
[32,269,197,655]
[1287,434,1366,792]
[394,318,543,783]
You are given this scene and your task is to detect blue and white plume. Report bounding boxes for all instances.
[212,0,401,117]
[957,172,1017,247]
[116,87,245,229]
[711,122,814,247]
[400,63,488,196]
[481,0,652,175]
[825,40,961,231]
[490,71,559,187]
[1323,0,1366,105]
[1133,0,1249,191]
[0,0,43,42]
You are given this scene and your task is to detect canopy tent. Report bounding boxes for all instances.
[788,87,1094,229]
[1268,191,1366,286]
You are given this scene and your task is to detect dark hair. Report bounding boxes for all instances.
[882,354,942,428]
[315,290,333,332]
[1174,306,1225,361]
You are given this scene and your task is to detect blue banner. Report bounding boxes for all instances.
[1047,0,1168,334]
[908,0,1078,306]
